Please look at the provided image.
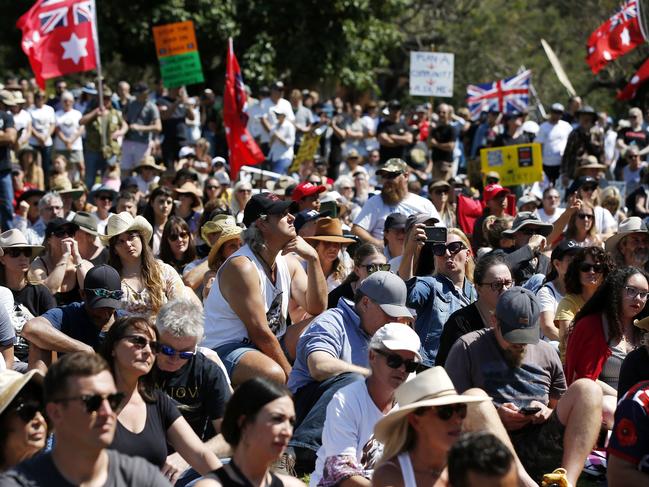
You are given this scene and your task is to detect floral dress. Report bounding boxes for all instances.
[120,260,187,316]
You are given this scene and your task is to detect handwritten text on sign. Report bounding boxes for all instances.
[409,52,454,97]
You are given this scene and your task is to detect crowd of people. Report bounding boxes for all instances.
[0,73,648,487]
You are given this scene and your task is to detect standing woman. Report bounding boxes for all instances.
[100,316,221,483]
[103,212,189,318]
[143,186,175,257]
[428,180,456,229]
[159,216,197,275]
[195,377,301,487]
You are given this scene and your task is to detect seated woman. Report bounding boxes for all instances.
[565,266,648,428]
[102,212,195,318]
[0,370,47,471]
[142,186,175,257]
[195,377,302,487]
[372,367,487,487]
[100,315,221,483]
[159,216,197,275]
[28,218,92,306]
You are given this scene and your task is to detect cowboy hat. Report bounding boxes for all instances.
[100,212,153,244]
[0,229,44,258]
[134,156,166,173]
[201,215,236,246]
[207,222,243,268]
[575,155,607,176]
[305,217,356,244]
[502,212,553,237]
[605,217,649,253]
[374,367,488,443]
[0,369,44,416]
[174,182,202,208]
[51,179,84,199]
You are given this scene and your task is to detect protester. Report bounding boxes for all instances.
[27,90,55,179]
[537,187,565,224]
[428,179,456,229]
[174,182,203,236]
[159,216,197,274]
[472,183,510,251]
[143,186,175,256]
[122,83,162,173]
[23,192,63,245]
[605,216,649,269]
[71,211,109,265]
[304,217,354,292]
[535,103,573,185]
[53,91,84,182]
[89,184,116,236]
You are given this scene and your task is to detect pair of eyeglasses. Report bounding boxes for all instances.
[434,189,449,195]
[97,194,113,202]
[54,392,125,414]
[86,288,124,299]
[123,335,160,352]
[581,185,597,192]
[53,227,76,238]
[624,286,649,301]
[158,344,197,360]
[381,172,403,180]
[363,263,391,274]
[12,400,43,422]
[169,232,189,242]
[577,213,593,220]
[435,403,468,421]
[432,241,466,257]
[374,348,419,373]
[4,248,31,258]
[480,280,513,292]
[579,262,604,273]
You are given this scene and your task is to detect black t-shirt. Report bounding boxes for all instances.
[158,96,188,145]
[436,302,484,366]
[327,280,354,309]
[618,346,649,400]
[205,462,284,487]
[617,126,649,150]
[377,119,411,163]
[90,247,110,266]
[110,390,181,468]
[429,123,456,163]
[155,352,231,441]
[494,131,533,147]
[0,449,171,486]
[0,111,15,172]
[10,284,57,360]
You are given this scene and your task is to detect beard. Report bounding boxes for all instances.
[382,183,408,205]
[502,346,527,368]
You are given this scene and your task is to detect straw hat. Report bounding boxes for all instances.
[51,178,84,199]
[174,182,202,208]
[207,221,243,268]
[100,212,153,244]
[305,217,356,244]
[374,367,488,443]
[135,156,166,173]
[0,229,44,258]
[0,369,44,415]
[201,215,236,246]
[605,217,648,253]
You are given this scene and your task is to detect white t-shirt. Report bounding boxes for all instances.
[353,192,440,240]
[537,207,565,224]
[535,120,573,167]
[28,104,56,147]
[268,120,296,162]
[310,379,396,487]
[623,164,645,197]
[12,109,30,134]
[54,109,83,151]
[537,281,563,314]
[594,205,617,235]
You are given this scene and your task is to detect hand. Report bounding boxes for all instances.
[405,223,427,253]
[60,238,74,257]
[111,132,120,141]
[129,123,142,132]
[17,201,29,218]
[162,452,188,485]
[282,236,318,261]
[568,198,582,213]
[528,400,552,424]
[497,403,532,431]
[98,106,107,116]
[527,234,546,253]
[65,141,72,150]
[561,174,570,189]
[68,239,82,263]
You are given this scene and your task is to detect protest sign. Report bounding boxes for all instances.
[480,143,543,186]
[153,21,204,88]
[289,132,322,173]
[409,52,454,97]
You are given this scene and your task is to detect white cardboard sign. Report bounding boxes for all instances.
[409,51,454,97]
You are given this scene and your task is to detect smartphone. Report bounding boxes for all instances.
[424,226,447,244]
[520,406,541,415]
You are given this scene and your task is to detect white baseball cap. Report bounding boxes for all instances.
[370,322,421,361]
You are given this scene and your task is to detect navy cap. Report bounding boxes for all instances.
[495,287,540,344]
[384,213,408,231]
[294,209,331,232]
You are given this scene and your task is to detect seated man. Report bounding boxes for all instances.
[287,271,412,474]
[154,299,232,483]
[22,265,125,365]
[445,287,602,486]
[311,322,421,487]
[607,379,649,486]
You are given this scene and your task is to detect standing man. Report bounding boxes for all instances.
[0,90,17,231]
[376,100,413,163]
[535,103,573,186]
[28,90,56,179]
[560,106,602,186]
[122,83,162,174]
[429,103,457,180]
[158,87,194,169]
[0,352,170,485]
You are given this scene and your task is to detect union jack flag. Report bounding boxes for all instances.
[610,0,638,30]
[38,0,92,34]
[466,70,531,120]
[73,0,93,24]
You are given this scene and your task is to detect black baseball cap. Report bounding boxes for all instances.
[551,239,580,261]
[384,213,408,231]
[83,265,123,309]
[45,218,79,239]
[294,209,331,232]
[243,193,298,227]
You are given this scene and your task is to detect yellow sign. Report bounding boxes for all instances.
[153,21,198,58]
[480,143,543,186]
[289,132,322,173]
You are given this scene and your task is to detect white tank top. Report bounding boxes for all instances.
[397,452,417,487]
[203,244,292,350]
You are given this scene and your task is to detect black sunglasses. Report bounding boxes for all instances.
[374,348,419,373]
[168,232,189,242]
[577,213,593,220]
[5,248,32,258]
[53,227,76,238]
[54,392,125,413]
[581,185,597,192]
[579,262,604,273]
[480,279,513,292]
[86,288,123,300]
[97,194,113,201]
[435,403,468,421]
[12,399,43,422]
[381,172,403,180]
[159,344,196,360]
[433,188,450,195]
[517,227,543,236]
[123,334,160,352]
[432,241,466,256]
[363,263,391,274]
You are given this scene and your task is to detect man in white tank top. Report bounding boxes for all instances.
[204,193,328,386]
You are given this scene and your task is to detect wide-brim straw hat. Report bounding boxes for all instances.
[305,217,356,244]
[0,369,44,415]
[174,182,202,208]
[207,224,243,268]
[51,179,84,199]
[605,217,649,253]
[0,229,44,258]
[374,367,488,443]
[100,212,153,244]
[135,155,166,173]
[201,215,237,247]
[575,155,607,176]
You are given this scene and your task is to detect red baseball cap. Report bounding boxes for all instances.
[292,182,326,202]
[483,183,510,203]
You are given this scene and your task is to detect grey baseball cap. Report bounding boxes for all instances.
[358,271,412,318]
[495,287,540,344]
[71,211,98,236]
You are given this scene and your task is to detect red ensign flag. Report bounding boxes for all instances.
[17,0,98,89]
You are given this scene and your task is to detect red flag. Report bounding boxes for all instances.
[618,57,649,100]
[586,0,646,74]
[223,38,264,179]
[17,0,98,89]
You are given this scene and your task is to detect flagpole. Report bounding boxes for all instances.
[90,0,106,150]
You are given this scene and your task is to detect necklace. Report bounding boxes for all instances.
[122,279,143,299]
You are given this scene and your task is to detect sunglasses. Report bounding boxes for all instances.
[5,248,32,258]
[381,172,403,180]
[97,194,113,201]
[577,213,593,220]
[53,227,76,238]
[12,399,43,422]
[169,232,189,242]
[579,262,604,273]
[54,392,125,413]
[435,403,468,421]
[374,348,419,373]
[517,227,542,236]
[206,185,220,190]
[123,335,160,352]
[581,185,597,192]
[158,344,197,360]
[433,189,450,195]
[432,241,466,256]
[624,286,649,301]
[86,288,124,299]
[480,279,513,292]
[363,263,391,274]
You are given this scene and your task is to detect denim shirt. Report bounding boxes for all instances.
[406,274,477,366]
